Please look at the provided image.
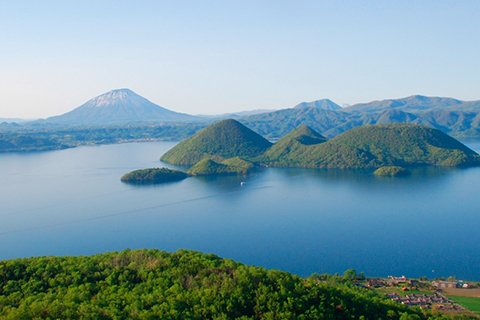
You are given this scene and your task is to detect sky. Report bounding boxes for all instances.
[1,1,479,119]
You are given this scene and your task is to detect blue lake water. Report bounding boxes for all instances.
[1,140,480,280]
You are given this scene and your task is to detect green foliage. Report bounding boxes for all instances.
[374,166,411,176]
[187,157,254,176]
[0,249,440,320]
[343,269,357,281]
[446,295,480,313]
[187,159,234,176]
[277,125,328,145]
[330,124,479,166]
[221,156,254,169]
[160,119,272,165]
[121,168,188,183]
[260,124,480,169]
[260,133,378,169]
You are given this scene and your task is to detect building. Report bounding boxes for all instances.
[432,281,458,288]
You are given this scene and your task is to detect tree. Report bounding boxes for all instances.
[343,269,357,281]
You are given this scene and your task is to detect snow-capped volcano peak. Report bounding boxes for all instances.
[84,88,147,108]
[45,88,195,125]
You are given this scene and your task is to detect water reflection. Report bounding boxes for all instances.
[120,179,187,187]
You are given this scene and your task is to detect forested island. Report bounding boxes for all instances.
[0,249,471,319]
[160,119,272,165]
[187,157,254,176]
[374,166,412,177]
[121,168,188,183]
[159,119,480,176]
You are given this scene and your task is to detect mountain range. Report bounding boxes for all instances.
[7,90,480,140]
[241,95,480,139]
[343,95,465,113]
[0,118,36,123]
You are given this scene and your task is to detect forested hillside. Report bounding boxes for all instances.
[260,124,480,169]
[160,119,272,165]
[0,249,452,319]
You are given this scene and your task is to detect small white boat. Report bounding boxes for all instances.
[240,182,245,186]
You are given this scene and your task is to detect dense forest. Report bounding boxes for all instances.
[0,249,466,319]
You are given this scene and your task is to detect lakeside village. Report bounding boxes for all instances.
[361,275,476,312]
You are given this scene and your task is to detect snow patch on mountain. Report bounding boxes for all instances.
[44,88,196,125]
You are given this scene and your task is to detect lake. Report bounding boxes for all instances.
[1,140,480,281]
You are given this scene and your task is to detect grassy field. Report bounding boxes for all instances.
[375,287,434,297]
[446,295,480,313]
[441,288,480,297]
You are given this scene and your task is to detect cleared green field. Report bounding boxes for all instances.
[375,287,434,297]
[447,295,480,313]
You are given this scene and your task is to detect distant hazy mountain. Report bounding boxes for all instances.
[445,100,480,112]
[197,99,341,121]
[0,118,35,123]
[240,95,480,139]
[294,99,342,111]
[343,95,463,113]
[44,89,197,125]
[196,109,277,120]
[0,122,22,129]
[374,109,418,124]
[240,108,350,139]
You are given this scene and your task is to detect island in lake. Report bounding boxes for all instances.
[374,166,411,177]
[124,119,480,180]
[121,168,188,183]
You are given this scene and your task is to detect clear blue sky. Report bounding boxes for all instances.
[1,1,479,118]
